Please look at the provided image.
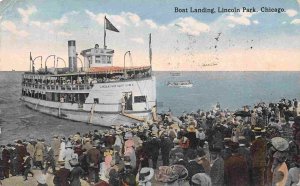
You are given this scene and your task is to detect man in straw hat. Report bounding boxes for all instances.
[250,127,267,186]
[186,122,197,149]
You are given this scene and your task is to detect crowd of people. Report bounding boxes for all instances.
[0,98,299,186]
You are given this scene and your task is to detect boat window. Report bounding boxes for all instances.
[134,96,147,103]
[107,56,111,64]
[95,56,101,63]
[94,98,99,104]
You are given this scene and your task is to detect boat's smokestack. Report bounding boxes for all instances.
[68,40,77,72]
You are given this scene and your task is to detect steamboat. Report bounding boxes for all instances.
[167,80,193,88]
[20,17,156,127]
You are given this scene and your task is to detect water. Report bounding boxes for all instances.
[0,71,299,144]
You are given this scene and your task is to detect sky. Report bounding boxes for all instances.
[0,0,299,71]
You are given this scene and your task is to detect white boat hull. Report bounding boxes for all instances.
[21,97,149,127]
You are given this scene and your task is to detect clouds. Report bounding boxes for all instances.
[130,37,144,44]
[291,19,300,25]
[17,6,37,24]
[1,20,29,37]
[172,17,209,36]
[85,10,168,32]
[286,9,298,17]
[226,15,251,25]
[225,11,257,27]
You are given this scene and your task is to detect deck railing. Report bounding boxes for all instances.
[22,83,92,91]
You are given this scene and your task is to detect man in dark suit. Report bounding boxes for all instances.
[87,142,101,184]
[186,149,205,184]
[1,145,10,179]
[53,163,70,186]
[224,142,250,186]
[44,146,56,174]
[22,153,33,181]
[15,140,27,175]
[250,128,267,186]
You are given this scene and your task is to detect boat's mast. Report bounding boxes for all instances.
[149,33,152,75]
[29,52,32,72]
[104,16,106,49]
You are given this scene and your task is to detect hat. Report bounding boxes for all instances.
[116,130,122,134]
[252,127,266,133]
[124,132,133,139]
[104,149,114,157]
[36,175,47,184]
[187,124,196,132]
[170,165,188,181]
[191,173,212,185]
[138,167,154,183]
[271,137,289,152]
[155,166,178,183]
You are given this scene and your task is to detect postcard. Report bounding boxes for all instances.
[0,0,299,185]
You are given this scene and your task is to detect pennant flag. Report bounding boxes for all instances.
[105,17,119,32]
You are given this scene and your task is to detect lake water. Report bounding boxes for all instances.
[0,71,299,144]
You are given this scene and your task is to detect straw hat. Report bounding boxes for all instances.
[252,127,266,133]
[138,167,154,183]
[187,125,196,132]
[104,149,114,157]
[271,137,289,152]
[116,130,122,134]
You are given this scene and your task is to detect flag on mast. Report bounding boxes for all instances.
[105,17,119,32]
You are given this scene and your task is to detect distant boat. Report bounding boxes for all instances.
[12,69,15,71]
[167,80,193,88]
[170,72,181,76]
